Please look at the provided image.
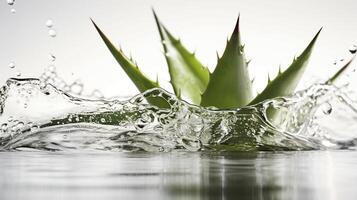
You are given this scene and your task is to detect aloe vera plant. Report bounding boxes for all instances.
[91,11,353,110]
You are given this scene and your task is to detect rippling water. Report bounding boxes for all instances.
[1,76,357,151]
[1,151,357,200]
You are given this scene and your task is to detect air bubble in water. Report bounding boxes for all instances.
[48,54,56,62]
[16,71,21,77]
[16,121,24,130]
[91,89,104,99]
[1,123,8,132]
[48,29,57,37]
[322,103,332,115]
[8,62,15,69]
[10,8,16,14]
[46,19,53,28]
[349,45,357,54]
[8,116,13,122]
[47,64,56,72]
[7,0,15,5]
[70,80,83,95]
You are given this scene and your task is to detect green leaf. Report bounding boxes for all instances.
[91,19,168,108]
[249,28,322,105]
[153,10,210,105]
[200,16,253,109]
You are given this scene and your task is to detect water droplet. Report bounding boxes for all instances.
[100,118,106,123]
[48,29,57,37]
[8,116,13,122]
[322,103,332,115]
[16,121,24,130]
[7,0,15,5]
[39,81,47,90]
[1,123,8,132]
[16,71,21,77]
[10,8,16,14]
[47,64,56,72]
[63,86,70,92]
[70,80,83,95]
[349,45,357,54]
[48,54,56,62]
[8,62,15,69]
[45,19,53,28]
[91,89,104,99]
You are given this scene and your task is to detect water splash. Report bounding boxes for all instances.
[1,76,357,152]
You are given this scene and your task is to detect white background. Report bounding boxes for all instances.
[0,0,356,97]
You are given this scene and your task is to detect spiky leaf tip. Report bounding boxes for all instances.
[326,54,356,84]
[249,28,322,105]
[201,16,253,109]
[91,19,168,108]
[152,10,210,105]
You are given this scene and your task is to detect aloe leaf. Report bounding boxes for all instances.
[152,10,210,105]
[249,28,322,105]
[200,16,253,109]
[326,54,356,84]
[91,19,168,108]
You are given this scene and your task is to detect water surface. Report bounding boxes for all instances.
[0,151,356,200]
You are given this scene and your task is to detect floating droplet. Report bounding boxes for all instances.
[48,29,57,37]
[48,54,56,62]
[16,71,21,77]
[8,62,15,69]
[349,45,357,54]
[10,8,16,14]
[7,0,15,5]
[45,19,53,28]
[100,118,106,123]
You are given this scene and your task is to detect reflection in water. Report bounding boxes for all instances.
[0,151,356,200]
